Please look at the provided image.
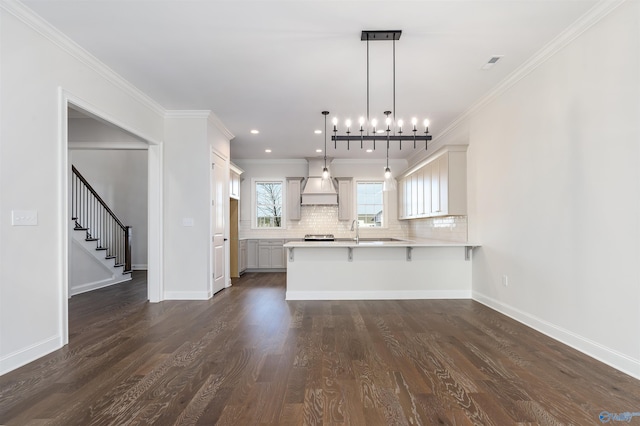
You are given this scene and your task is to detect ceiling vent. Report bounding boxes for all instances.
[481,55,503,70]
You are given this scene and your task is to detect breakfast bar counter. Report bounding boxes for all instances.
[283,239,479,300]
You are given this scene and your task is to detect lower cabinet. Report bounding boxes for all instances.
[247,240,259,269]
[247,239,285,270]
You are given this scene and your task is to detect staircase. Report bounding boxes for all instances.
[70,166,132,295]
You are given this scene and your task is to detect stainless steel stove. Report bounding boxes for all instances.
[303,234,335,242]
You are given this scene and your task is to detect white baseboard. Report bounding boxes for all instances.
[286,290,472,301]
[164,291,211,300]
[69,274,132,297]
[473,291,640,380]
[132,264,148,270]
[0,335,61,376]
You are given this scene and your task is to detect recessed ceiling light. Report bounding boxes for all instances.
[314,130,322,134]
[376,129,385,134]
[250,129,260,134]
[366,149,373,153]
[265,149,271,153]
[316,149,322,153]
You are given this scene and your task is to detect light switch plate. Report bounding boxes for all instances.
[182,218,194,227]
[12,210,38,226]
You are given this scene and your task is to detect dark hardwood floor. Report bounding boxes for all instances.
[1,271,638,425]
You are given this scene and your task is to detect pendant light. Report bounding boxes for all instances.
[322,111,330,179]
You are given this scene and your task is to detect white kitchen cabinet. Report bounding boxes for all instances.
[257,239,285,269]
[247,239,259,269]
[287,177,304,221]
[239,239,247,274]
[398,147,467,219]
[337,177,353,221]
[229,171,241,200]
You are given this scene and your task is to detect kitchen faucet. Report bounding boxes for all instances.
[351,219,359,244]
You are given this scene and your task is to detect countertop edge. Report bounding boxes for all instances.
[283,240,480,248]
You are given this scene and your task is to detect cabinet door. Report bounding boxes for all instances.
[422,163,432,216]
[431,156,441,215]
[431,153,450,216]
[270,246,285,268]
[287,178,302,221]
[258,246,272,268]
[239,241,247,272]
[404,176,412,217]
[337,178,352,221]
[247,240,258,268]
[230,171,240,199]
[397,177,406,219]
[416,169,424,216]
[410,174,419,218]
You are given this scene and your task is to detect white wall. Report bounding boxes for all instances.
[235,158,409,239]
[465,1,639,377]
[70,149,148,268]
[163,113,231,299]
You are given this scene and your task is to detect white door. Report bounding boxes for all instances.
[211,153,226,295]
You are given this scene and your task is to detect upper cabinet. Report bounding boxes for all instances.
[398,146,467,220]
[287,177,304,221]
[230,163,243,200]
[336,178,353,221]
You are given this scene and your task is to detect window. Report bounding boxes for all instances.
[356,181,383,227]
[254,180,283,228]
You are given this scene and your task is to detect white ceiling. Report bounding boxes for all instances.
[22,0,599,160]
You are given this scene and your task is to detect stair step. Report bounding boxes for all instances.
[114,263,124,267]
[95,247,108,251]
[123,271,132,275]
[105,255,116,260]
[85,238,98,242]
[75,227,89,231]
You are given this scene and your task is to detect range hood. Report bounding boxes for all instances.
[301,158,338,205]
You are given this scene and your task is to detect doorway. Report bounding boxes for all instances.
[61,94,163,346]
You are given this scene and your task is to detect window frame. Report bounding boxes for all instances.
[354,180,386,228]
[251,178,286,230]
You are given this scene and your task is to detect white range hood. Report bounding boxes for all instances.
[301,158,338,205]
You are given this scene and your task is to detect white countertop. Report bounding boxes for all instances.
[283,238,479,248]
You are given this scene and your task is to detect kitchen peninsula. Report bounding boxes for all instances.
[284,239,478,300]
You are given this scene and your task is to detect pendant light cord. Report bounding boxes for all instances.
[366,35,370,135]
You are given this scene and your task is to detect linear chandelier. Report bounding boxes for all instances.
[327,30,432,151]
[321,30,432,189]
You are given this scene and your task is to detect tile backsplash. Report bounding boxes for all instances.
[240,205,409,239]
[408,216,468,242]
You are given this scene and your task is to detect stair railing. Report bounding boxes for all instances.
[71,166,132,272]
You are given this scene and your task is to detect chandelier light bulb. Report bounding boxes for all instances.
[345,119,352,129]
[371,118,378,128]
[359,117,365,125]
[385,117,391,127]
[411,117,417,125]
[397,119,404,129]
[423,119,430,128]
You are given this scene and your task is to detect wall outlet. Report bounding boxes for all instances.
[12,210,38,226]
[502,274,509,287]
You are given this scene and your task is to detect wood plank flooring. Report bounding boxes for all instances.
[1,271,639,425]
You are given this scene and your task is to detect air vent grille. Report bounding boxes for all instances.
[481,55,503,70]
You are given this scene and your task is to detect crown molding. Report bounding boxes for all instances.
[1,0,166,118]
[208,112,235,141]
[164,110,211,119]
[411,0,626,167]
[233,159,308,165]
